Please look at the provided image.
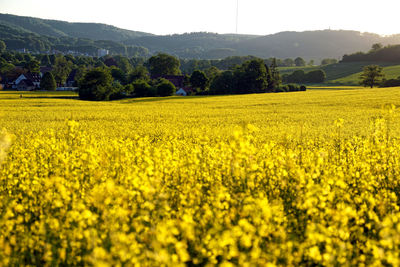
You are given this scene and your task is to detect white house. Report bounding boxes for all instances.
[176,88,187,96]
[12,73,41,90]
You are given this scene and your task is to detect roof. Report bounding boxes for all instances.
[19,79,34,86]
[24,72,41,83]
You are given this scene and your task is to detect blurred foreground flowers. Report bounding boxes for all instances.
[0,118,400,266]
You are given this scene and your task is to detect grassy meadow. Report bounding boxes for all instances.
[1,87,400,265]
[280,62,400,84]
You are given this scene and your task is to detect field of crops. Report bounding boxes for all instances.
[1,87,400,265]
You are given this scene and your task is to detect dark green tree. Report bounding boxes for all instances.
[111,67,127,85]
[24,60,40,73]
[204,66,220,81]
[305,70,326,83]
[40,72,56,91]
[236,59,268,94]
[40,55,51,66]
[287,70,306,83]
[190,70,209,91]
[132,80,153,97]
[52,56,73,86]
[128,66,149,83]
[115,56,132,73]
[79,68,114,100]
[210,71,236,95]
[268,58,281,90]
[294,57,306,67]
[359,65,385,88]
[371,43,383,52]
[156,78,176,96]
[283,58,294,67]
[95,61,106,68]
[148,53,181,77]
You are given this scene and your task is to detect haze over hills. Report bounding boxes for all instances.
[1,13,400,61]
[0,13,152,41]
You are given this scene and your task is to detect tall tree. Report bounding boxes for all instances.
[40,55,51,67]
[24,60,40,73]
[371,43,383,52]
[128,66,149,83]
[190,70,209,91]
[269,58,281,90]
[359,65,385,88]
[305,70,326,83]
[40,72,56,91]
[283,58,294,67]
[52,56,73,86]
[236,59,268,94]
[294,57,306,67]
[156,79,176,97]
[148,53,181,77]
[210,71,236,95]
[79,68,114,100]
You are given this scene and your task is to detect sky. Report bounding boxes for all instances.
[0,0,399,36]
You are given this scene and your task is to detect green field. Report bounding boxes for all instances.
[331,64,400,85]
[279,62,400,85]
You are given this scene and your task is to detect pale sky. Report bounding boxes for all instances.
[0,0,399,36]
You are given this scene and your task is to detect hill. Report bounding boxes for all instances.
[235,31,400,60]
[2,13,400,60]
[0,13,152,41]
[123,30,400,61]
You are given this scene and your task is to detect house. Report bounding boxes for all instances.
[17,79,35,91]
[176,87,195,96]
[12,72,41,90]
[176,88,187,96]
[151,74,194,95]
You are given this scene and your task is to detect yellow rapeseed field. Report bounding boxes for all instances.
[1,87,400,266]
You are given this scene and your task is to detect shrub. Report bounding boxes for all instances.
[156,78,176,97]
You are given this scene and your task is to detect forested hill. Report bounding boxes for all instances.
[0,13,153,41]
[123,31,400,60]
[234,31,400,60]
[2,13,400,61]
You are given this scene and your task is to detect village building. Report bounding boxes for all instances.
[13,72,41,90]
[16,79,35,91]
[151,74,193,96]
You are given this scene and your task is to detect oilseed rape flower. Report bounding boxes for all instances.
[1,107,400,265]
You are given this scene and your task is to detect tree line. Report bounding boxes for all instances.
[342,44,400,63]
[282,69,326,84]
[78,54,307,100]
[0,49,307,100]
